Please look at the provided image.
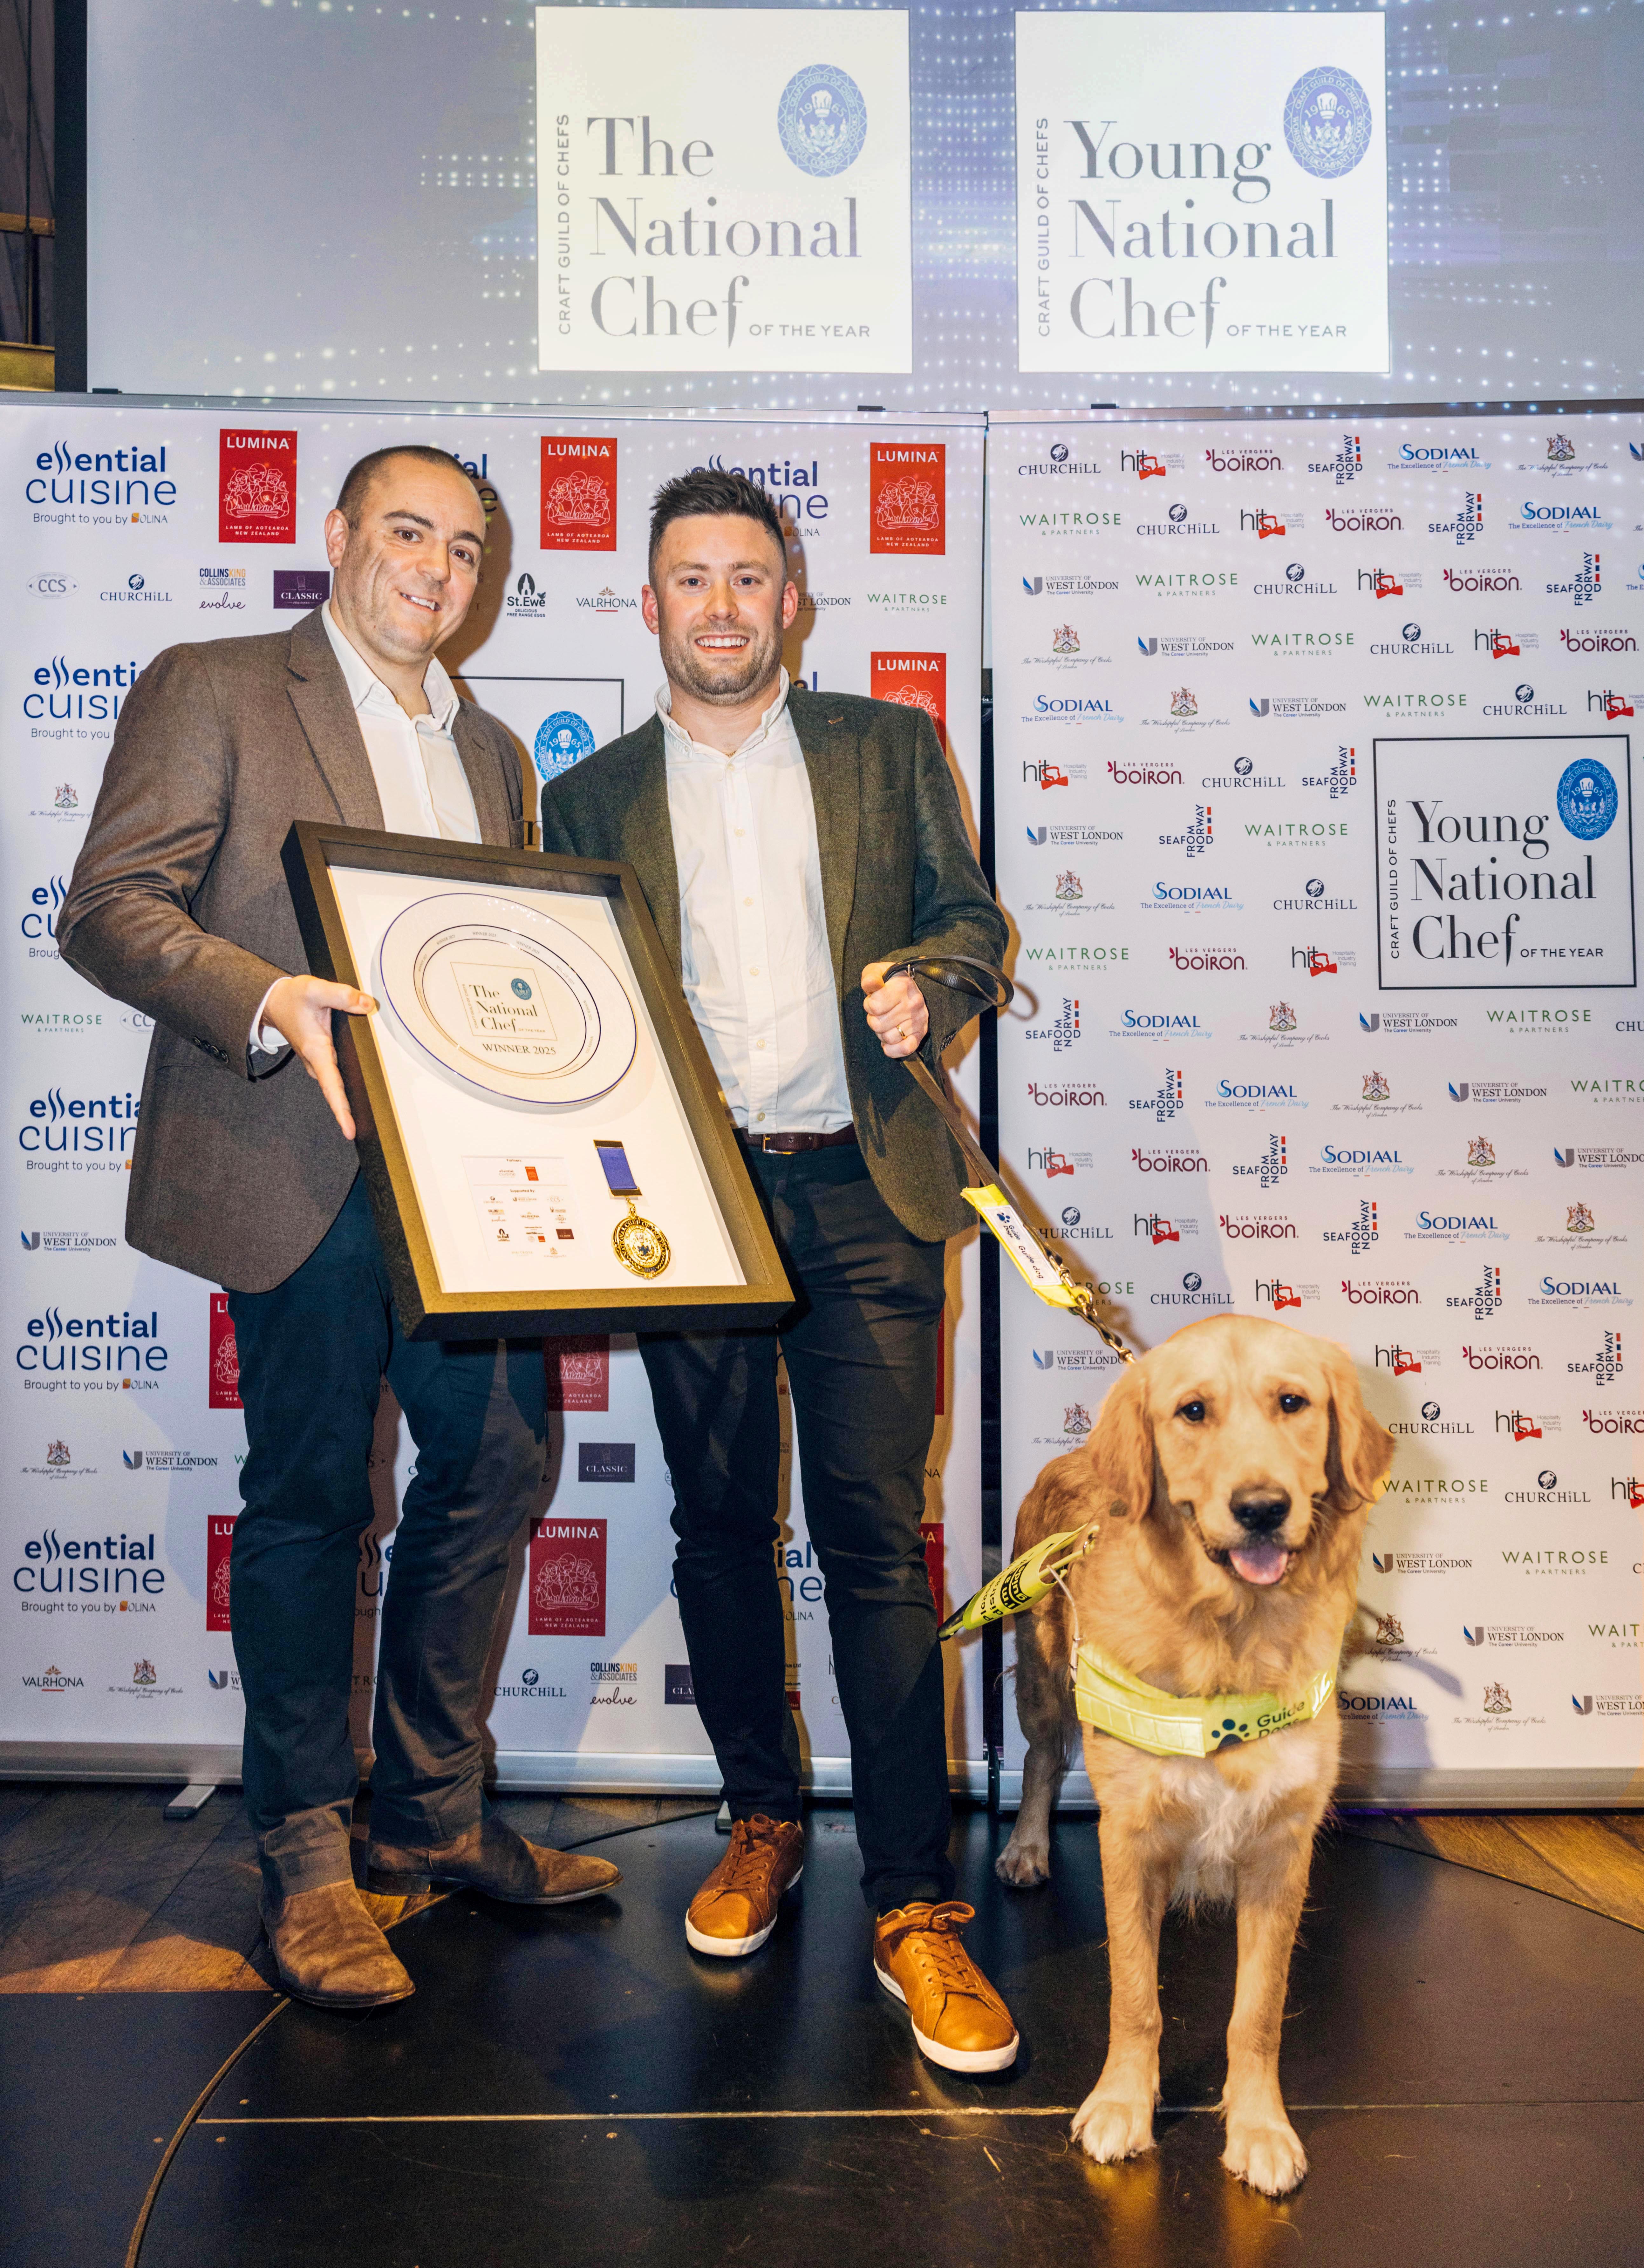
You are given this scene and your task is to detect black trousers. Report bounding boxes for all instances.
[640,1143,952,1913]
[227,1177,547,1895]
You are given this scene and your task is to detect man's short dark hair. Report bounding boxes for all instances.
[334,445,483,529]
[648,468,788,583]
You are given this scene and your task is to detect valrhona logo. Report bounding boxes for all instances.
[540,438,617,552]
[871,651,946,738]
[529,1517,607,1637]
[218,431,296,546]
[870,444,945,556]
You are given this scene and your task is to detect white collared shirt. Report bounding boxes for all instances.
[659,671,851,1135]
[251,608,481,1055]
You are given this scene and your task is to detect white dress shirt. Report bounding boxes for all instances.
[660,671,852,1134]
[251,607,481,1055]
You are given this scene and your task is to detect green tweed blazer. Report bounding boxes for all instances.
[539,686,1007,1244]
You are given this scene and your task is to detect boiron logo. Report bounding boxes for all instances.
[870,444,945,557]
[871,651,946,740]
[540,438,617,552]
[218,430,297,545]
[529,1517,607,1636]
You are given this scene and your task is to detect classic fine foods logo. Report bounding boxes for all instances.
[529,1517,608,1637]
[218,431,297,546]
[777,65,867,176]
[870,444,945,556]
[540,439,617,552]
[871,650,947,737]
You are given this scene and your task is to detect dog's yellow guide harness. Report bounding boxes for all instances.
[937,1525,1345,1758]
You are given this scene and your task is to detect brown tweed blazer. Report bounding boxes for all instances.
[539,686,1006,1244]
[58,608,528,1292]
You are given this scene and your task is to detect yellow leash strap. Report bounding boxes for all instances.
[935,1527,1092,1641]
[1071,1644,1338,1759]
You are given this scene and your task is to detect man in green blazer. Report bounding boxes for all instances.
[540,468,1017,2073]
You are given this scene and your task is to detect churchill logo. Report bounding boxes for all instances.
[218,430,296,546]
[540,438,617,551]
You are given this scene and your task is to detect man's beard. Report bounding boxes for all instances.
[659,616,784,706]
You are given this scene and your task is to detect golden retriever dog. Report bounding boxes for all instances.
[996,1314,1393,2197]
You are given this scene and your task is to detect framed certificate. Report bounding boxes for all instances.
[282,822,792,1340]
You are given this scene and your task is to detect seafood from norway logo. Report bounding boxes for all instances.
[540,438,617,551]
[1429,493,1484,546]
[1321,1198,1378,1254]
[1157,805,1213,855]
[1446,1264,1503,1321]
[529,1518,607,1636]
[871,652,945,738]
[870,445,944,556]
[1545,555,1602,608]
[1569,1331,1625,1389]
[1230,1133,1289,1189]
[1027,999,1083,1053]
[218,431,296,546]
[1307,433,1362,484]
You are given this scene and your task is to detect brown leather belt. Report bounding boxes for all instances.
[738,1124,858,1155]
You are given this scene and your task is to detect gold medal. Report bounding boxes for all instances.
[611,1199,671,1280]
[595,1140,671,1280]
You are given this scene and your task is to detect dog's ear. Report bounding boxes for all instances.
[1321,1341,1395,1515]
[1087,1362,1155,1519]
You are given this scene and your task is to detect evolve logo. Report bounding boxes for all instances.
[870,443,945,557]
[1321,1199,1378,1254]
[1129,1068,1184,1124]
[698,449,828,522]
[1240,508,1305,539]
[541,438,617,551]
[14,1528,165,1598]
[219,430,296,545]
[1428,493,1484,546]
[873,652,947,739]
[1307,434,1362,484]
[24,656,140,724]
[20,876,67,954]
[26,440,176,514]
[1356,568,1423,599]
[1026,998,1082,1053]
[17,1308,167,1375]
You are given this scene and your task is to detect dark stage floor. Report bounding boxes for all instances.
[8,1807,1644,2268]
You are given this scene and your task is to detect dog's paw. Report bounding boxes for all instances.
[1222,2120,1308,2197]
[1072,2090,1156,2164]
[995,1835,1051,1889]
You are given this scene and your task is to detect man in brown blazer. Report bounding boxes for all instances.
[60,446,617,2009]
[540,468,1018,2073]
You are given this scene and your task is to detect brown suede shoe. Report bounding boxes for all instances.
[259,1879,416,2010]
[365,1815,621,1906]
[874,1901,1019,2073]
[685,1816,804,1957]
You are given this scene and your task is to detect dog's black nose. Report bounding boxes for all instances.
[1232,1495,1289,1534]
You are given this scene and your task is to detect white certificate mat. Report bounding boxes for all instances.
[328,866,747,1298]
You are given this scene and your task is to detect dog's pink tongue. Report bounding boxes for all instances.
[1230,1540,1291,1586]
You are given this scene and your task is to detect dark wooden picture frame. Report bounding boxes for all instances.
[283,820,792,1341]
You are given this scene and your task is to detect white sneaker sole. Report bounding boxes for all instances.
[684,1866,803,1958]
[875,1962,1020,2073]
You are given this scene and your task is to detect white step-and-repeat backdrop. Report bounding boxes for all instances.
[3,401,987,1794]
[989,409,1641,1801]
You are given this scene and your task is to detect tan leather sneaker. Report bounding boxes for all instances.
[873,1901,1020,2073]
[685,1815,805,1957]
[366,1816,621,1905]
[259,1879,415,2010]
